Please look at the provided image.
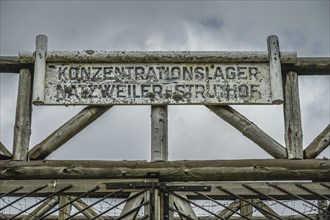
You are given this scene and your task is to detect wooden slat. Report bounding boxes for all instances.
[118,193,144,219]
[0,142,11,159]
[29,106,111,160]
[58,196,72,220]
[0,56,32,73]
[215,199,240,219]
[206,105,287,159]
[283,71,303,159]
[253,199,281,220]
[151,106,168,162]
[71,197,103,220]
[0,159,328,181]
[22,197,59,220]
[283,57,330,75]
[304,124,330,159]
[12,69,32,161]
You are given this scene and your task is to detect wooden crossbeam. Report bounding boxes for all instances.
[21,197,59,220]
[253,199,281,220]
[283,71,303,159]
[118,193,144,219]
[13,69,32,161]
[206,105,287,159]
[214,199,240,220]
[71,197,103,220]
[0,159,328,181]
[304,124,330,159]
[29,106,111,160]
[0,141,11,159]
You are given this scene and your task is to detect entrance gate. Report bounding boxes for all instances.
[0,35,329,219]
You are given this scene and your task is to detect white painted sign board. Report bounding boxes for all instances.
[44,63,274,105]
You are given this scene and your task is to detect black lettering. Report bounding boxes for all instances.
[133,85,141,98]
[249,67,259,80]
[58,67,68,80]
[205,67,212,79]
[116,85,126,98]
[103,67,114,80]
[225,85,237,100]
[146,67,157,80]
[135,67,145,80]
[194,67,204,80]
[225,67,236,79]
[213,66,224,80]
[250,84,260,99]
[55,84,66,101]
[152,85,163,99]
[141,85,151,98]
[183,67,193,80]
[92,67,102,81]
[237,67,247,80]
[171,67,181,80]
[238,84,249,98]
[81,67,91,81]
[195,85,205,98]
[69,67,79,80]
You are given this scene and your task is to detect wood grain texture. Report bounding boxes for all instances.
[0,142,11,159]
[304,124,330,159]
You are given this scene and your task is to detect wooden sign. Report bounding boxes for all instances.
[29,35,291,105]
[44,63,273,105]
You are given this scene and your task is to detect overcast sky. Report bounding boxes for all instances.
[0,0,329,161]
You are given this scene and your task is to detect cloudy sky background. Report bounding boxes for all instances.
[0,0,329,161]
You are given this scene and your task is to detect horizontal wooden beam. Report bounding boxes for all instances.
[0,142,11,159]
[304,124,330,159]
[0,56,33,73]
[29,106,111,160]
[18,51,297,64]
[0,159,328,181]
[207,105,287,159]
[282,57,330,75]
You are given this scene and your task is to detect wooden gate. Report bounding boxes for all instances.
[0,35,329,219]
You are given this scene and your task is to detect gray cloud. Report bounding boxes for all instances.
[1,1,329,160]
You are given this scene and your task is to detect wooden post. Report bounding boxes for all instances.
[12,69,32,161]
[71,197,103,220]
[32,35,47,105]
[267,35,284,104]
[283,71,303,159]
[173,196,198,220]
[215,199,240,219]
[29,106,111,160]
[0,142,11,159]
[207,105,287,159]
[22,197,59,220]
[59,196,72,220]
[304,124,330,159]
[151,106,168,162]
[119,192,144,219]
[240,200,253,217]
[253,199,281,219]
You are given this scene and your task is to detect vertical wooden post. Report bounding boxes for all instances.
[59,196,72,220]
[32,34,47,105]
[240,200,253,217]
[12,69,32,161]
[151,106,168,162]
[284,71,303,159]
[267,35,284,104]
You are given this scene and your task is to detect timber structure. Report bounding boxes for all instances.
[0,35,329,219]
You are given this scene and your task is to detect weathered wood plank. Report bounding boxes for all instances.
[21,196,59,220]
[118,193,144,220]
[304,124,330,159]
[0,56,32,73]
[283,71,303,159]
[282,57,330,75]
[214,199,240,220]
[267,35,284,104]
[71,197,103,220]
[240,199,253,217]
[59,196,72,220]
[12,69,32,161]
[151,106,168,162]
[29,106,111,160]
[18,51,297,64]
[253,199,281,220]
[0,159,328,181]
[173,196,198,220]
[206,105,287,159]
[0,142,11,159]
[32,35,47,105]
